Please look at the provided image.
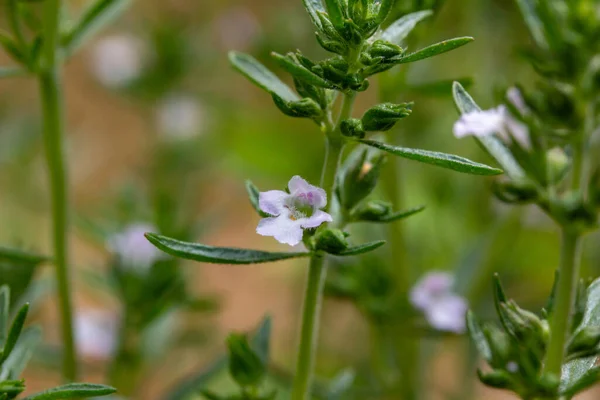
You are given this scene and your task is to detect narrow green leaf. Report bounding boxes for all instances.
[302,0,326,30]
[250,316,272,365]
[560,365,600,397]
[3,326,42,379]
[381,10,433,45]
[323,0,345,30]
[0,247,48,266]
[561,278,600,391]
[0,303,29,364]
[375,0,394,25]
[466,311,493,363]
[514,0,547,49]
[245,180,269,217]
[271,52,333,89]
[391,37,473,64]
[0,31,26,64]
[0,286,9,348]
[63,0,132,56]
[359,139,503,176]
[452,82,526,180]
[334,240,386,256]
[21,383,116,400]
[145,233,310,265]
[378,206,426,223]
[229,52,299,103]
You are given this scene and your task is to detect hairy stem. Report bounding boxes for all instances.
[543,229,582,379]
[291,93,355,400]
[40,0,78,381]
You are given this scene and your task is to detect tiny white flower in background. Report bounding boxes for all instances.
[91,34,146,88]
[453,104,531,150]
[107,223,162,271]
[214,7,261,51]
[75,311,118,359]
[257,176,333,246]
[506,361,519,373]
[157,95,206,140]
[410,271,468,333]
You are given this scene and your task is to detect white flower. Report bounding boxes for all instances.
[107,223,163,271]
[256,176,333,246]
[453,105,531,150]
[75,310,118,359]
[157,95,206,140]
[91,34,146,88]
[410,271,468,333]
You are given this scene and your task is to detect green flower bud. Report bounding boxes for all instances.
[340,118,365,138]
[492,178,538,204]
[567,326,600,355]
[557,192,598,233]
[351,200,392,221]
[498,300,548,354]
[482,325,513,368]
[314,228,349,254]
[546,147,570,184]
[226,333,266,388]
[367,40,404,59]
[361,102,413,131]
[272,96,323,119]
[339,148,385,209]
[477,369,514,389]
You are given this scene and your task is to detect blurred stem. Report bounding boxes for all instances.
[110,314,143,397]
[40,0,77,382]
[291,93,355,400]
[543,229,582,380]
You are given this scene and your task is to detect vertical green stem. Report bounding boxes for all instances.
[40,0,78,381]
[543,229,582,378]
[291,93,355,400]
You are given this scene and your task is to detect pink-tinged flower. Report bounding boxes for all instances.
[410,271,468,333]
[107,223,163,272]
[91,34,147,88]
[157,94,207,140]
[256,176,333,246]
[453,105,530,150]
[75,310,118,360]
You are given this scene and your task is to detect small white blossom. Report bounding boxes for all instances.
[75,311,117,359]
[157,95,206,140]
[257,176,333,246]
[91,34,146,88]
[410,271,468,333]
[453,105,531,150]
[107,223,162,271]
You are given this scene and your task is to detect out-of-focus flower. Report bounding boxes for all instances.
[410,271,468,333]
[506,87,530,116]
[75,310,118,359]
[107,223,162,271]
[257,176,332,246]
[453,105,530,150]
[91,34,146,88]
[213,7,261,51]
[156,95,206,140]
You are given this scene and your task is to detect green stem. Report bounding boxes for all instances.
[543,229,582,379]
[40,0,78,381]
[290,93,355,400]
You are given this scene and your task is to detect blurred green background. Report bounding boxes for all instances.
[1,0,599,399]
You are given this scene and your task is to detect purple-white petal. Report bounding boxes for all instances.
[300,210,333,229]
[256,214,304,246]
[288,175,327,209]
[505,116,531,149]
[425,295,468,333]
[506,87,529,116]
[453,107,507,140]
[258,190,288,216]
[410,271,455,310]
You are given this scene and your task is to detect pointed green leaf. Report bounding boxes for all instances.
[466,311,492,363]
[3,326,42,379]
[21,383,116,400]
[561,278,600,391]
[0,286,9,348]
[333,240,386,256]
[229,51,299,103]
[62,0,132,56]
[358,139,503,176]
[145,233,310,265]
[452,82,526,180]
[376,205,425,223]
[323,0,345,30]
[302,0,326,30]
[391,37,473,64]
[0,303,29,364]
[250,316,272,365]
[271,52,333,89]
[245,180,269,217]
[375,0,394,25]
[381,10,433,45]
[0,31,26,64]
[514,0,547,49]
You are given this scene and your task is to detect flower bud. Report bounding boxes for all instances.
[546,147,570,184]
[482,325,512,368]
[367,40,404,59]
[272,96,323,118]
[313,228,349,254]
[499,300,548,351]
[351,200,392,221]
[227,333,266,388]
[339,149,385,209]
[340,118,365,138]
[361,102,413,132]
[477,369,514,389]
[567,326,600,355]
[492,178,538,204]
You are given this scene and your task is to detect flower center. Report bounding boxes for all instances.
[285,193,316,221]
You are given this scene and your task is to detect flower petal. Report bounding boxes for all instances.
[258,190,288,216]
[425,295,468,333]
[453,107,507,140]
[288,175,328,209]
[409,271,454,310]
[256,214,304,246]
[300,210,332,229]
